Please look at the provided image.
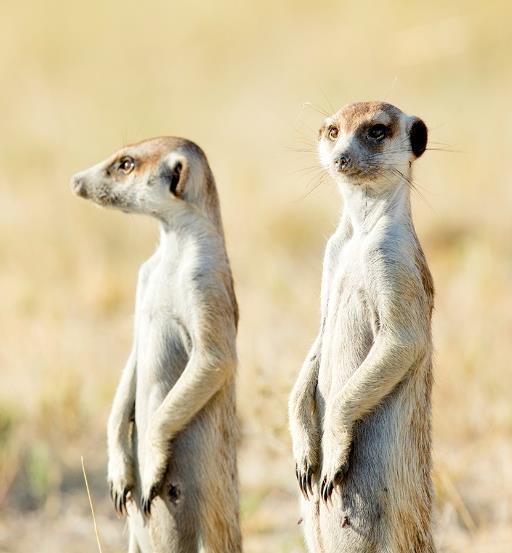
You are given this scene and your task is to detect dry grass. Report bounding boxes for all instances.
[0,1,511,551]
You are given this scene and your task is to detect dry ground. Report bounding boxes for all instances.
[0,1,511,551]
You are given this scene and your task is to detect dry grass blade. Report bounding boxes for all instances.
[435,465,478,535]
[81,456,105,553]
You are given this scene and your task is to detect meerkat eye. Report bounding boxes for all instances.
[327,125,339,141]
[118,156,135,174]
[367,124,387,141]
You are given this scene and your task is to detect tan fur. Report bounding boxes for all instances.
[289,101,435,552]
[71,138,241,553]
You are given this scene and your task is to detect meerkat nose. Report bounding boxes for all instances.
[334,153,352,173]
[71,174,88,198]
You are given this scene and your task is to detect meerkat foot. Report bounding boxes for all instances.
[292,433,320,500]
[320,463,349,504]
[107,452,135,516]
[295,458,317,500]
[319,430,352,504]
[141,481,162,517]
[109,482,131,516]
[140,442,168,516]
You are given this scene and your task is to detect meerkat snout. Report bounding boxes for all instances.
[334,153,353,173]
[318,101,428,188]
[71,174,88,198]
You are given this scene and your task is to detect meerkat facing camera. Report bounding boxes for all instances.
[71,137,241,553]
[289,102,435,552]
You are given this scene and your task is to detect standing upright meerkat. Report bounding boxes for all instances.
[289,101,435,553]
[71,137,241,553]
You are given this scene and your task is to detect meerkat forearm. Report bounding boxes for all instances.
[107,348,137,455]
[289,335,321,429]
[328,261,427,429]
[290,335,322,497]
[149,347,235,448]
[108,266,150,455]
[327,331,424,430]
[107,348,137,516]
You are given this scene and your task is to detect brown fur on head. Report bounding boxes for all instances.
[71,137,221,226]
[318,101,427,189]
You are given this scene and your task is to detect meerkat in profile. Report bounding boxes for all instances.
[289,102,435,553]
[71,138,241,553]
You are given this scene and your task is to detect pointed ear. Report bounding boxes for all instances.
[409,117,428,158]
[159,154,189,197]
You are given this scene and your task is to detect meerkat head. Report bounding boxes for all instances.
[71,137,219,224]
[318,101,427,192]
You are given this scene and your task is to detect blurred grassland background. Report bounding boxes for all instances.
[0,0,511,551]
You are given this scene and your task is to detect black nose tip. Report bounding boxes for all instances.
[334,154,352,172]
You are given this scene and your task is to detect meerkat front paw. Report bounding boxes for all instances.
[319,428,352,504]
[108,451,135,516]
[292,432,320,500]
[140,441,168,516]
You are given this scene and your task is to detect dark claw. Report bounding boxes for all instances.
[122,488,128,513]
[120,493,125,514]
[295,464,305,498]
[320,463,349,504]
[296,462,315,500]
[320,476,333,504]
[141,495,149,517]
[301,471,309,499]
[141,484,160,517]
[327,481,334,502]
[109,483,131,516]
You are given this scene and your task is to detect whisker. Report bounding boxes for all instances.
[392,168,434,212]
[425,147,461,153]
[319,88,336,116]
[285,146,317,154]
[291,165,325,175]
[301,102,330,117]
[294,171,329,202]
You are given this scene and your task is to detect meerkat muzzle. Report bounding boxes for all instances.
[334,153,353,173]
[71,174,88,198]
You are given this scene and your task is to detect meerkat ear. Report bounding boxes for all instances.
[409,117,428,158]
[160,154,189,197]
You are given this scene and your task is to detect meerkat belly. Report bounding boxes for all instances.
[135,306,191,434]
[318,275,375,411]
